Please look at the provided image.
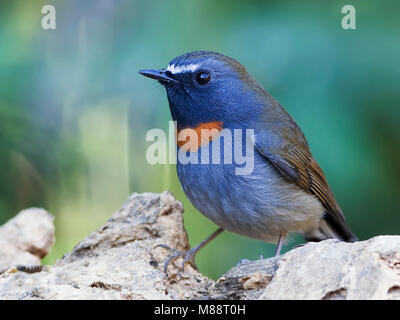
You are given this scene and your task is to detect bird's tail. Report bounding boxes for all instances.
[304,215,358,243]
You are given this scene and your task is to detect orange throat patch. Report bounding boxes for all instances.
[176,121,224,152]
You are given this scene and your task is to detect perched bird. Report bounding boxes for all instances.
[139,51,357,274]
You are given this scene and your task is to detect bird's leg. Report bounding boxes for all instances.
[236,234,285,267]
[154,228,224,275]
[274,233,285,257]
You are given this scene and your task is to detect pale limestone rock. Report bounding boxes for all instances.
[0,192,212,300]
[258,236,400,300]
[0,208,55,271]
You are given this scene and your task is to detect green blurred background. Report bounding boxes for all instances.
[0,0,399,280]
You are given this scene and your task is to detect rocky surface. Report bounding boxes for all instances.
[0,191,399,300]
[0,192,211,300]
[258,236,400,300]
[0,208,55,272]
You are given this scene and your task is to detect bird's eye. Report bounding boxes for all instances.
[195,72,211,85]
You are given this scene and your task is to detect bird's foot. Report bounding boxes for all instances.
[235,258,251,267]
[154,244,199,276]
[235,254,264,267]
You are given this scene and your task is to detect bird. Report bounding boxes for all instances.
[139,51,357,274]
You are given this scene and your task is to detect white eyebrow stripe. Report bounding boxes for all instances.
[166,63,200,74]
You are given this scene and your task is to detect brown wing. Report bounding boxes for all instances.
[253,91,357,241]
[256,138,356,242]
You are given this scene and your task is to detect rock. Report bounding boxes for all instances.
[258,236,400,300]
[208,257,279,300]
[214,236,400,300]
[0,208,55,271]
[0,192,212,300]
[0,192,399,300]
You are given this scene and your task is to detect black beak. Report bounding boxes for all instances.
[138,69,177,84]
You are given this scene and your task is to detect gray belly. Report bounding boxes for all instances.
[177,151,325,242]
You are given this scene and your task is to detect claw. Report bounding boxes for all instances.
[153,228,224,277]
[153,244,198,276]
[181,258,187,270]
[235,258,251,267]
[153,244,173,250]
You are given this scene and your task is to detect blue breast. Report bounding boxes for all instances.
[176,135,294,241]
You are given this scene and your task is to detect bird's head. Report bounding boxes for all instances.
[139,51,264,130]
